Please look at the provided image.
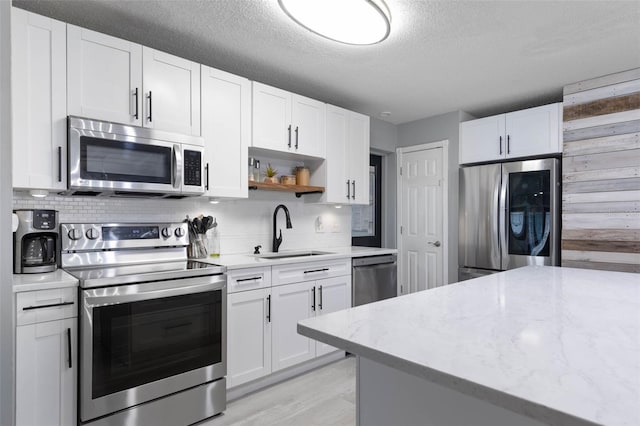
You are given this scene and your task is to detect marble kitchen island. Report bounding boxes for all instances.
[298,266,639,426]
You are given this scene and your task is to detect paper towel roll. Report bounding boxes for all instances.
[12,213,19,232]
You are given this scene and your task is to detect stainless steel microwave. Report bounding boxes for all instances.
[66,116,205,198]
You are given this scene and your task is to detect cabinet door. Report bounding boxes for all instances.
[324,105,349,203]
[348,111,371,205]
[16,318,77,426]
[142,47,201,136]
[315,275,351,356]
[67,25,142,126]
[505,103,561,159]
[271,281,316,371]
[292,94,326,158]
[252,82,292,153]
[202,66,250,198]
[227,289,271,388]
[459,114,505,165]
[12,9,67,191]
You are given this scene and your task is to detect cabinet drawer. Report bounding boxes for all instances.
[16,288,77,325]
[272,259,351,286]
[227,267,271,293]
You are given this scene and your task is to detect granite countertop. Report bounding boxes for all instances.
[298,266,640,426]
[13,269,79,292]
[198,246,397,270]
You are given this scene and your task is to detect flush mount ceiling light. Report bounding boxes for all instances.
[279,0,391,45]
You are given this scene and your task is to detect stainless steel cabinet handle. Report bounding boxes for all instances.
[57,146,62,182]
[318,285,323,310]
[499,136,503,155]
[23,301,74,311]
[352,181,356,199]
[147,91,153,122]
[66,328,72,369]
[133,87,139,120]
[266,295,271,322]
[507,135,511,154]
[295,126,299,149]
[288,125,292,148]
[312,286,316,311]
[346,180,351,199]
[428,241,441,247]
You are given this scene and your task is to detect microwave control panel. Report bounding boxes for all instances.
[184,149,202,187]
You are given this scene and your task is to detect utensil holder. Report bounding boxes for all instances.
[188,234,208,259]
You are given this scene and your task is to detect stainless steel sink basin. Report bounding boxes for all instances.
[256,250,333,260]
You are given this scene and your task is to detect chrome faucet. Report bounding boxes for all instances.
[272,204,293,253]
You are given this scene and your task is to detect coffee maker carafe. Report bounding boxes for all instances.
[14,210,59,274]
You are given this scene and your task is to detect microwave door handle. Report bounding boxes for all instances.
[173,144,182,190]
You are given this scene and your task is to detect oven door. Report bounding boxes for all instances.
[80,274,226,422]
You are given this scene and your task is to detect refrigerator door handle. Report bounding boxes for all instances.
[499,170,508,269]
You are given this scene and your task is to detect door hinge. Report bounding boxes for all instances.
[400,285,403,294]
[400,226,403,234]
[400,167,403,176]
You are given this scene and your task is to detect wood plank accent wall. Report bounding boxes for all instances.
[562,68,640,273]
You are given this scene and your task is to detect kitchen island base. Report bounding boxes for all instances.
[358,357,546,426]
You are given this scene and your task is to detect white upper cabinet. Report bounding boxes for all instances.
[504,103,561,159]
[12,8,67,191]
[459,103,562,165]
[68,26,200,135]
[324,105,370,204]
[291,94,326,158]
[201,66,250,198]
[142,47,200,135]
[67,25,142,126]
[252,82,326,158]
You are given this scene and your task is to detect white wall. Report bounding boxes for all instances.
[397,111,472,283]
[12,191,351,255]
[370,118,398,249]
[0,2,14,424]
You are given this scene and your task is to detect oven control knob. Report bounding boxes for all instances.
[161,227,172,238]
[86,228,99,240]
[68,228,83,241]
[174,227,185,238]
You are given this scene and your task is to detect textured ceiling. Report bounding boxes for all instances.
[13,0,640,124]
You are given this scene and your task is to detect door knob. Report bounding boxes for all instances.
[428,241,441,247]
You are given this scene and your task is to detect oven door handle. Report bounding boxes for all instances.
[84,278,225,307]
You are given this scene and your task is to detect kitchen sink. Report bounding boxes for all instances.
[256,250,334,260]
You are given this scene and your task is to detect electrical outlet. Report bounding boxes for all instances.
[315,216,325,233]
[331,219,341,233]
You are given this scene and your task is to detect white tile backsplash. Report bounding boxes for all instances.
[12,191,351,255]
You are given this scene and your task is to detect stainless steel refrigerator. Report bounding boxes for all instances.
[458,158,560,281]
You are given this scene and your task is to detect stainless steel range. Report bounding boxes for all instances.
[61,222,227,426]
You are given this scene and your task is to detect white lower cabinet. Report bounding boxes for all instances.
[227,263,352,388]
[271,281,317,372]
[227,288,272,388]
[16,318,77,426]
[314,276,352,356]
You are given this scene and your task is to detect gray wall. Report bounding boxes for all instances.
[1,2,14,424]
[370,118,397,248]
[397,111,472,283]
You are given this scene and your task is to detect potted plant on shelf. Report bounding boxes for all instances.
[264,163,278,184]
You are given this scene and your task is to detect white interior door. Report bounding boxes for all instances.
[398,144,446,294]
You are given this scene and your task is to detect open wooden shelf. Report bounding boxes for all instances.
[248,181,324,198]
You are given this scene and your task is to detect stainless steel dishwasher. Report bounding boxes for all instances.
[352,254,397,306]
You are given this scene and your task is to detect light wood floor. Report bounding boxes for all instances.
[200,356,356,426]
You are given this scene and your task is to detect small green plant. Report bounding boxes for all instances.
[264,163,278,178]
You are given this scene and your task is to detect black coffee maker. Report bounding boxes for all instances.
[13,209,59,274]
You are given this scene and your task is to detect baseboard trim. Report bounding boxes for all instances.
[227,351,346,402]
